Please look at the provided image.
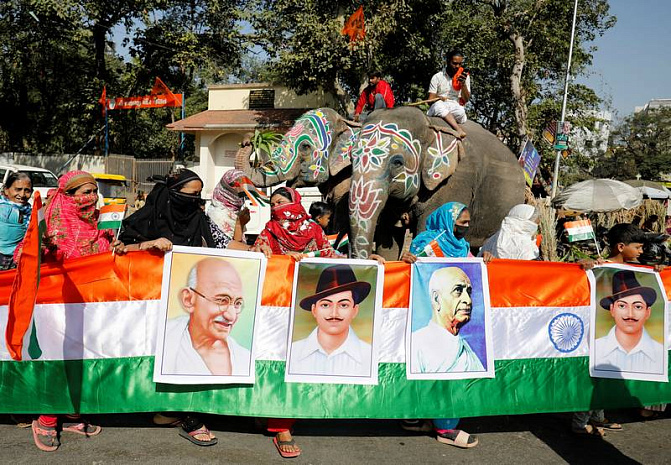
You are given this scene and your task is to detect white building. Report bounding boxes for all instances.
[635,98,671,113]
[569,110,612,158]
[168,83,340,234]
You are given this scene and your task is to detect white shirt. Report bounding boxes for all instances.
[162,315,251,376]
[428,71,471,102]
[594,326,664,374]
[289,326,372,376]
[411,320,484,373]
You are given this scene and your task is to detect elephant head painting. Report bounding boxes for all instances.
[348,106,524,259]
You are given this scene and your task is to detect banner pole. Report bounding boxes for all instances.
[104,105,109,157]
[180,93,185,156]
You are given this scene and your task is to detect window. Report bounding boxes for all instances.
[249,89,275,109]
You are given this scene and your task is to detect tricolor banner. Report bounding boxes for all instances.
[564,220,596,242]
[0,254,669,417]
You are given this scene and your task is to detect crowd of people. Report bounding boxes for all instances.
[2,162,667,456]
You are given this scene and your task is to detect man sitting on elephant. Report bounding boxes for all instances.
[427,50,471,139]
[354,70,395,122]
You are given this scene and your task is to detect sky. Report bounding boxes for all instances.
[577,0,671,118]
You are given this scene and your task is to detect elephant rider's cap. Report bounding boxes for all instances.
[299,264,371,310]
[599,270,657,310]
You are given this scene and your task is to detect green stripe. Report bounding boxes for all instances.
[1,357,669,417]
[97,220,122,230]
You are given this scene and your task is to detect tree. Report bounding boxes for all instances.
[607,107,671,180]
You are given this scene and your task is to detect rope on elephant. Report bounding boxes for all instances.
[405,98,441,107]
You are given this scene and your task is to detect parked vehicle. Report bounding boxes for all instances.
[91,173,129,205]
[0,164,58,203]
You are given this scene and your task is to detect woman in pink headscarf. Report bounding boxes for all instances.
[206,169,251,249]
[42,170,114,261]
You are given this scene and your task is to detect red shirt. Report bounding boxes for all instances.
[355,80,395,115]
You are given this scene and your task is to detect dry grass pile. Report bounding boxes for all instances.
[537,199,559,262]
[595,200,666,232]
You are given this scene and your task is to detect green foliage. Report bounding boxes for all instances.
[251,129,282,164]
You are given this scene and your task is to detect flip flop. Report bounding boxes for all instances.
[62,421,102,436]
[273,435,301,458]
[436,429,478,448]
[571,424,605,437]
[31,420,60,452]
[178,425,218,446]
[591,419,622,431]
[153,413,182,427]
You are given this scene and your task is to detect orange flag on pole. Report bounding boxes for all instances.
[5,191,46,361]
[341,6,365,42]
[99,85,107,116]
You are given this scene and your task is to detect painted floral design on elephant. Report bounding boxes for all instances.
[349,177,384,234]
[426,134,458,181]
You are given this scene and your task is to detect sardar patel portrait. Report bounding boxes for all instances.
[162,257,251,376]
[411,266,484,373]
[288,264,374,377]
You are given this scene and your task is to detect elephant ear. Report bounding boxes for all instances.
[329,119,357,176]
[421,130,460,191]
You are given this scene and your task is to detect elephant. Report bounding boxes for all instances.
[348,106,525,259]
[235,107,359,231]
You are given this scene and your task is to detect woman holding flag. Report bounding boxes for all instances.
[0,172,32,270]
[400,201,480,449]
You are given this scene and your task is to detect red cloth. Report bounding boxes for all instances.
[354,80,395,115]
[43,171,113,261]
[253,188,335,257]
[267,418,296,433]
[38,415,58,427]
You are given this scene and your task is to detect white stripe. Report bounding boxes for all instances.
[566,225,593,235]
[1,302,669,363]
[99,211,123,223]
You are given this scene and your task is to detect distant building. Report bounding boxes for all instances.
[569,110,612,158]
[634,98,671,113]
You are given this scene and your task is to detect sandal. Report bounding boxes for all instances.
[273,435,301,458]
[400,419,433,433]
[571,424,604,437]
[591,418,622,431]
[31,420,60,452]
[153,413,182,427]
[178,417,217,447]
[62,421,102,436]
[435,429,478,448]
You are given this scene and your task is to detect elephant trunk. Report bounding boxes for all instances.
[349,175,389,259]
[233,134,286,187]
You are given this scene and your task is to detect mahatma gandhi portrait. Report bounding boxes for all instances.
[411,266,485,373]
[162,257,252,376]
[288,264,374,377]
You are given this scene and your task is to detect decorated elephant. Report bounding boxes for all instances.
[348,106,525,259]
[235,107,358,230]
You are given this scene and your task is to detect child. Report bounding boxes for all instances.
[308,201,333,231]
[575,223,646,436]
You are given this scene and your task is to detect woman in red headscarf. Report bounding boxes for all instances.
[251,187,336,260]
[42,170,114,261]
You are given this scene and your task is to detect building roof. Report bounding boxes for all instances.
[166,108,307,133]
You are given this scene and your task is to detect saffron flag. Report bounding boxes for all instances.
[99,85,107,117]
[564,220,595,242]
[341,6,365,42]
[98,204,126,230]
[416,240,445,258]
[5,191,46,361]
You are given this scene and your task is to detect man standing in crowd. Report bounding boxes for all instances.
[427,50,471,139]
[289,264,373,376]
[411,266,484,373]
[353,70,395,122]
[162,257,251,376]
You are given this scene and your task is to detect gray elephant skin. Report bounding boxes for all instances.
[348,106,525,259]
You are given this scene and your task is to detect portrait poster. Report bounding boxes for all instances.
[153,246,266,385]
[407,258,495,380]
[285,258,383,385]
[588,264,669,383]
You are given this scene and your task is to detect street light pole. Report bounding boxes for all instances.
[551,0,579,198]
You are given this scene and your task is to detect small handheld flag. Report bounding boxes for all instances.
[416,239,446,258]
[232,176,269,207]
[564,220,595,242]
[98,204,126,230]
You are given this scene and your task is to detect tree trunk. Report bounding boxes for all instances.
[93,23,107,81]
[509,33,528,143]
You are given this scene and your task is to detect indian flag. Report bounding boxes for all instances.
[233,176,269,207]
[416,239,445,257]
[0,255,669,416]
[327,233,349,249]
[98,204,126,230]
[564,219,595,242]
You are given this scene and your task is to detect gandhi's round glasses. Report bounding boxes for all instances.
[189,287,244,314]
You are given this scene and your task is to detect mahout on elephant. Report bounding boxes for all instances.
[348,106,525,260]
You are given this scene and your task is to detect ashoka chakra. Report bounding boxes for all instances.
[548,312,584,353]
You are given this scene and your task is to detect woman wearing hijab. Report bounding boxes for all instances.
[251,187,336,260]
[477,204,540,260]
[400,201,478,449]
[42,170,114,262]
[206,169,251,249]
[0,172,32,270]
[118,169,214,252]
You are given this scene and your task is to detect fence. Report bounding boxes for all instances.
[104,155,173,194]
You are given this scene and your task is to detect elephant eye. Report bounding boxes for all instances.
[390,156,404,168]
[300,142,311,151]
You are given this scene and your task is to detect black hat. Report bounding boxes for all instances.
[299,264,371,310]
[599,270,657,309]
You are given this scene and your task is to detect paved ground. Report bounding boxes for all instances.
[0,410,668,464]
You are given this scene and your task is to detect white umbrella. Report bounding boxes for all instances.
[637,185,671,199]
[553,179,643,212]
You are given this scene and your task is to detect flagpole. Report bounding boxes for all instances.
[111,204,126,256]
[104,104,109,157]
[551,0,578,198]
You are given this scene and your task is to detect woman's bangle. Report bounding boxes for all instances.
[139,242,144,251]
